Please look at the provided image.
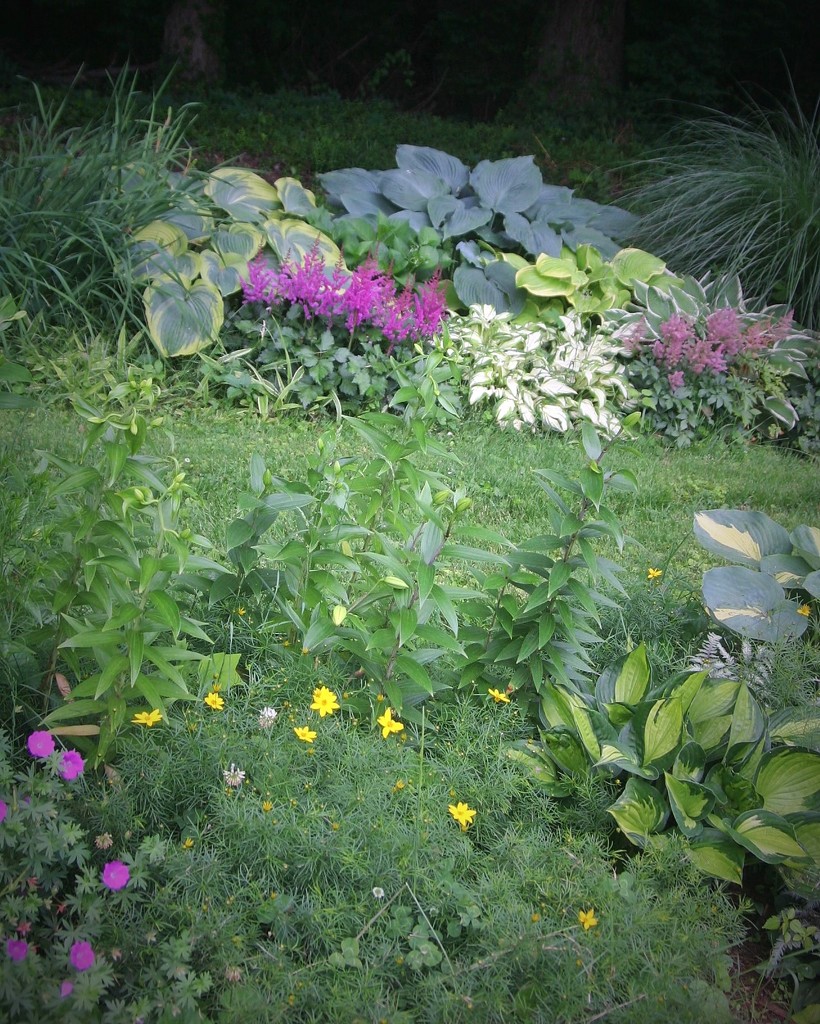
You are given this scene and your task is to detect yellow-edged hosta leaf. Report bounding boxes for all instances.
[144,279,224,357]
[204,167,282,221]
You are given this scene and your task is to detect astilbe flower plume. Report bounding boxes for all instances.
[242,247,447,351]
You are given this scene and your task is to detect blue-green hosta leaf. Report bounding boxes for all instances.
[211,223,265,262]
[523,183,575,220]
[791,525,820,570]
[317,167,384,206]
[503,213,563,258]
[452,266,509,312]
[428,195,459,229]
[387,209,433,232]
[760,553,811,586]
[702,565,809,641]
[335,189,397,218]
[728,809,810,865]
[263,218,344,267]
[199,249,246,297]
[438,200,493,240]
[694,509,792,567]
[607,777,669,848]
[803,570,820,598]
[204,167,282,222]
[755,748,820,815]
[687,828,745,883]
[673,740,706,783]
[274,176,317,215]
[143,280,224,357]
[588,205,639,241]
[395,145,470,194]
[664,773,715,837]
[560,225,620,260]
[470,156,543,215]
[380,168,450,212]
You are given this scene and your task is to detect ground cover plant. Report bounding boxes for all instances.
[2,68,820,1024]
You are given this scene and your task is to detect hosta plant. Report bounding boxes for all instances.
[446,305,633,435]
[128,167,342,357]
[507,643,820,889]
[694,508,819,642]
[607,273,812,444]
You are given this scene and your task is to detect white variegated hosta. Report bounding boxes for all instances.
[447,305,633,436]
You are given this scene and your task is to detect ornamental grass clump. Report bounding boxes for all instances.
[626,92,820,329]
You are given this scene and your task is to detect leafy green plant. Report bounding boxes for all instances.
[198,413,500,714]
[15,373,233,765]
[694,508,819,642]
[761,903,820,1019]
[0,69,199,342]
[459,420,638,713]
[626,92,820,329]
[607,272,812,445]
[446,306,633,435]
[508,642,820,888]
[329,211,452,286]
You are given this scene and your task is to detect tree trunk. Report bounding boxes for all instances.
[531,0,626,106]
[162,0,225,85]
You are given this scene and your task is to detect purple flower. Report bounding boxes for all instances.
[69,940,95,971]
[0,800,7,824]
[60,980,74,998]
[59,750,85,781]
[6,938,28,962]
[102,860,130,891]
[667,370,685,391]
[27,731,55,759]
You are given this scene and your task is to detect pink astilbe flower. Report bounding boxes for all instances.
[667,370,685,391]
[6,939,28,962]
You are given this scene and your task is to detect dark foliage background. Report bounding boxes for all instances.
[2,0,818,119]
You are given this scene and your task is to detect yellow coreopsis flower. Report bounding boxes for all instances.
[204,690,225,711]
[647,568,663,581]
[181,837,194,850]
[294,726,317,744]
[448,801,477,832]
[578,908,599,931]
[132,708,162,727]
[488,688,510,704]
[798,603,811,617]
[377,707,404,739]
[262,800,274,813]
[311,685,340,718]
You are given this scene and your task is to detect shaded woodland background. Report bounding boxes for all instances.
[2,0,819,120]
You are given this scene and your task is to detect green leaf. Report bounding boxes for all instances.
[687,828,745,884]
[755,749,820,816]
[144,279,224,357]
[728,810,810,864]
[791,525,820,570]
[642,697,683,768]
[673,741,706,783]
[614,643,650,704]
[394,653,433,694]
[470,155,543,215]
[204,167,282,221]
[580,421,602,462]
[664,773,714,837]
[197,652,242,691]
[607,777,669,848]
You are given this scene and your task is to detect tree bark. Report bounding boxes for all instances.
[531,0,626,105]
[162,0,225,85]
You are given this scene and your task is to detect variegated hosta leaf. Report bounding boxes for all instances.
[263,218,343,267]
[702,565,809,642]
[128,221,189,282]
[274,176,317,216]
[694,509,792,567]
[755,748,820,816]
[791,525,820,570]
[607,777,669,848]
[211,223,266,263]
[687,827,745,883]
[204,167,282,222]
[199,249,246,297]
[143,280,224,357]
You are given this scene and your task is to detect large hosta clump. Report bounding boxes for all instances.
[318,145,637,311]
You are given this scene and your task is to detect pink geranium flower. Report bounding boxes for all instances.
[101,860,130,891]
[60,980,74,998]
[0,800,7,824]
[59,750,85,781]
[69,940,95,971]
[27,731,55,758]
